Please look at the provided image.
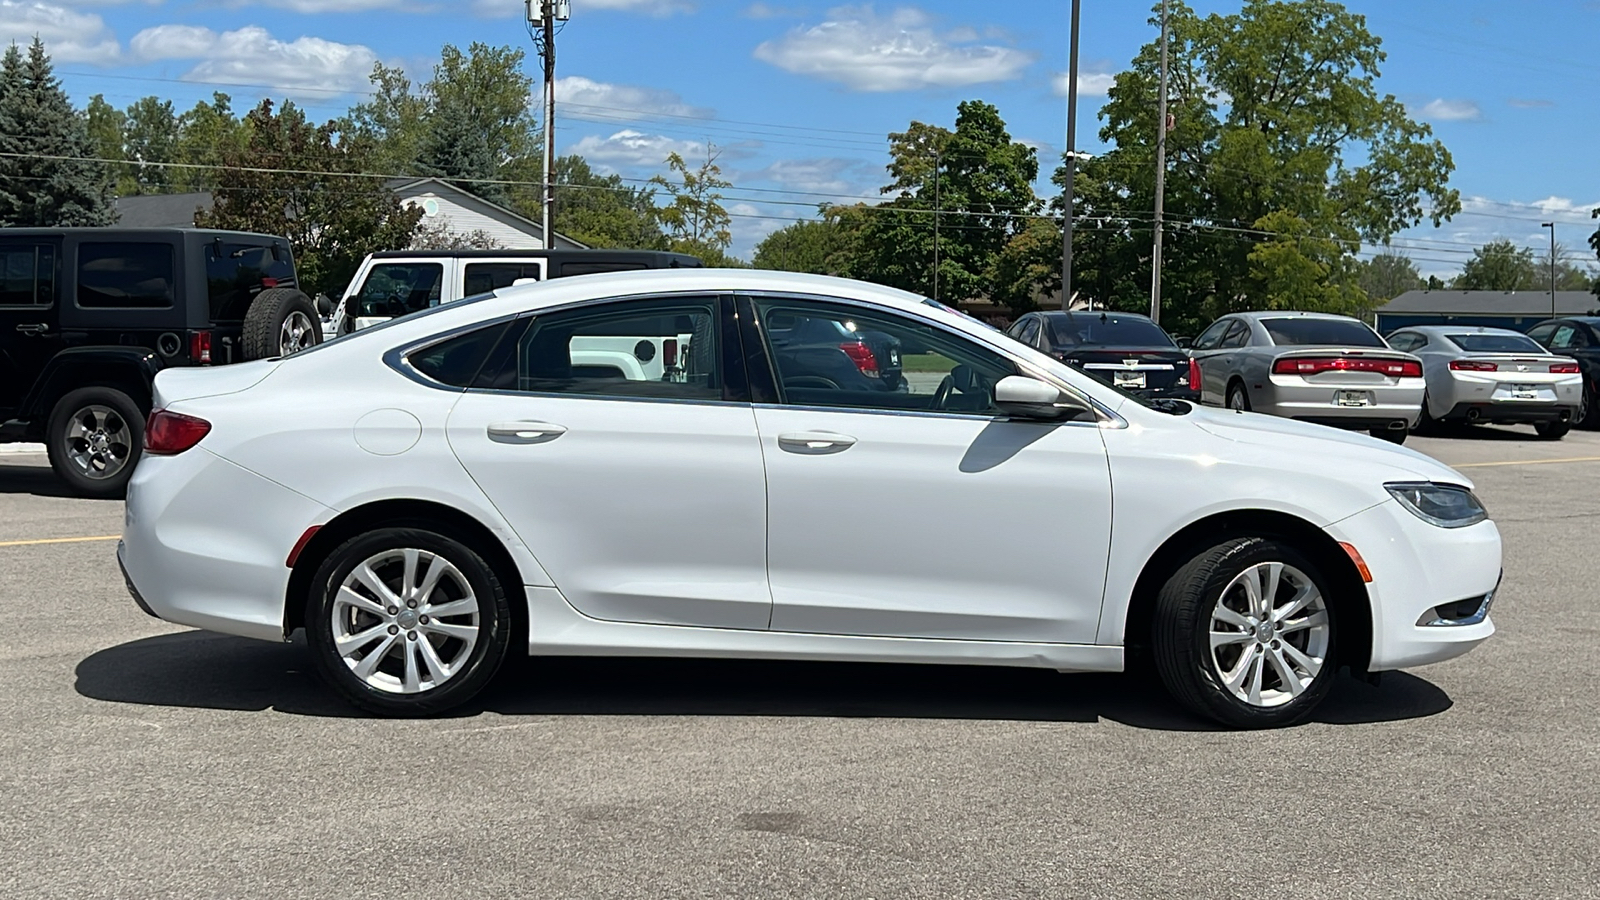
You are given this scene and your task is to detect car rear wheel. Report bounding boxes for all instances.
[1370,427,1408,445]
[1534,420,1570,440]
[45,387,143,498]
[306,527,512,715]
[243,287,322,361]
[1153,537,1338,729]
[1580,386,1600,430]
[1226,382,1251,412]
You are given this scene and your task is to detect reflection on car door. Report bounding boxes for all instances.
[743,295,1113,644]
[446,294,773,631]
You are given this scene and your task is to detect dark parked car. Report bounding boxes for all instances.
[1006,310,1198,401]
[1525,317,1600,428]
[0,227,321,496]
[764,308,905,393]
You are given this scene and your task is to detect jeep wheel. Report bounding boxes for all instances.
[243,288,322,361]
[46,387,144,498]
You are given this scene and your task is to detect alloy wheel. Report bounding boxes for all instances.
[332,548,481,694]
[279,310,316,356]
[63,404,133,481]
[1207,561,1330,707]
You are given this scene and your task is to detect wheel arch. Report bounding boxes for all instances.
[19,348,159,433]
[1122,509,1372,674]
[284,498,528,642]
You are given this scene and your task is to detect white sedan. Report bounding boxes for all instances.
[119,270,1501,728]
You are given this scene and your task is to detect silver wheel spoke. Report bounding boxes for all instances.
[1210,630,1253,649]
[1280,609,1329,635]
[415,554,450,605]
[419,621,477,641]
[1266,646,1304,697]
[1279,641,1323,679]
[352,633,398,680]
[1245,652,1265,706]
[418,636,450,684]
[1224,646,1259,692]
[352,563,402,607]
[1255,563,1282,617]
[400,549,421,601]
[1212,606,1250,629]
[402,638,421,692]
[422,596,475,618]
[335,585,387,617]
[1273,583,1317,622]
[336,622,388,654]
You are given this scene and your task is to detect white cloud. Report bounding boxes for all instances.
[754,157,878,197]
[0,1,121,64]
[753,5,1034,92]
[1051,70,1116,98]
[128,24,378,93]
[743,2,804,17]
[1416,98,1481,122]
[555,76,712,121]
[1507,97,1554,109]
[580,0,694,14]
[230,0,419,9]
[566,129,714,170]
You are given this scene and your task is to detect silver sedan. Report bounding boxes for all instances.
[1384,325,1583,439]
[1191,311,1424,444]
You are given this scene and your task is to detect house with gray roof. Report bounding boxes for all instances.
[1374,290,1600,335]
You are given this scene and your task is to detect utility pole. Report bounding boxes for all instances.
[932,147,940,302]
[527,0,569,249]
[1542,222,1556,317]
[1149,0,1169,324]
[1060,0,1082,311]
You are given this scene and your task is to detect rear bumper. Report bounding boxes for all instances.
[1256,379,1423,428]
[1442,401,1577,424]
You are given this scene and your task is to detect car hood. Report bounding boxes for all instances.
[1187,406,1471,486]
[153,359,280,407]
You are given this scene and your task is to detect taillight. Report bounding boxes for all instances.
[839,341,879,376]
[1550,361,1581,374]
[190,330,212,364]
[1273,356,1422,377]
[261,277,278,288]
[1449,359,1498,372]
[662,338,678,369]
[144,410,212,455]
[1187,357,1201,388]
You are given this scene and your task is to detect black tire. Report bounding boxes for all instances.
[1580,385,1600,430]
[1225,381,1251,412]
[45,386,144,499]
[306,527,512,716]
[242,287,322,361]
[1152,537,1339,729]
[1534,420,1570,440]
[1370,427,1407,445]
[1412,393,1438,435]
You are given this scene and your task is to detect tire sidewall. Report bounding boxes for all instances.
[1226,383,1249,411]
[45,386,144,498]
[306,527,512,715]
[1161,537,1340,729]
[242,288,322,361]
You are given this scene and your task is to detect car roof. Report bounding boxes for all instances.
[367,249,702,264]
[1038,310,1156,321]
[1230,310,1361,322]
[1393,325,1531,336]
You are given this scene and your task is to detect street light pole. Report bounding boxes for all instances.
[1542,222,1556,318]
[1060,0,1081,312]
[1149,0,1169,324]
[932,147,940,302]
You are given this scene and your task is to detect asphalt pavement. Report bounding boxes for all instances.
[2,426,1598,899]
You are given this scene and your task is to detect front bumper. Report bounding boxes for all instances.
[1327,499,1501,671]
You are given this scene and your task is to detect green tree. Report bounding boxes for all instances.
[122,96,179,194]
[1533,242,1597,291]
[418,43,541,208]
[988,217,1063,312]
[1059,0,1459,334]
[1452,239,1537,290]
[196,99,422,296]
[851,102,1040,306]
[752,215,857,274]
[340,63,429,176]
[0,39,113,226]
[1357,249,1424,303]
[553,154,666,249]
[172,93,247,193]
[83,93,128,195]
[651,144,734,262]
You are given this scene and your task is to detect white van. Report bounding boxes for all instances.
[323,249,703,337]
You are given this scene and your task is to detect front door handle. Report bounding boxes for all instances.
[15,323,48,335]
[487,421,567,443]
[777,431,856,454]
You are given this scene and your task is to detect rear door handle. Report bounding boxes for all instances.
[487,421,567,443]
[15,323,48,335]
[777,431,856,454]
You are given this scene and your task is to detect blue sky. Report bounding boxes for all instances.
[6,0,1597,273]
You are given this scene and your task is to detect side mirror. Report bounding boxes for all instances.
[1173,335,1194,349]
[314,294,334,317]
[993,375,1092,421]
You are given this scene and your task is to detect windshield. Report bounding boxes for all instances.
[1050,314,1175,347]
[1447,333,1545,353]
[1262,318,1386,348]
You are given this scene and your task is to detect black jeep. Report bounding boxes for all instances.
[0,228,323,497]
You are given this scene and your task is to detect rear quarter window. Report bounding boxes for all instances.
[77,242,174,309]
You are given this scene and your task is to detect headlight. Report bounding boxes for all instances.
[1385,482,1488,528]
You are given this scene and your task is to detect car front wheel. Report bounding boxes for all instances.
[306,527,512,715]
[1153,537,1338,728]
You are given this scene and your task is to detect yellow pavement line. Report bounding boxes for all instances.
[0,534,120,548]
[1449,455,1600,469]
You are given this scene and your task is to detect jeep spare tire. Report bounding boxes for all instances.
[243,287,322,361]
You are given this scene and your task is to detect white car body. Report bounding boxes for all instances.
[120,270,1499,717]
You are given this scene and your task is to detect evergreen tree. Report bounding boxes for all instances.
[0,39,113,226]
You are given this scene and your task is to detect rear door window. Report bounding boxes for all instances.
[77,242,174,309]
[463,261,545,297]
[1219,321,1251,349]
[0,244,55,307]
[354,263,444,318]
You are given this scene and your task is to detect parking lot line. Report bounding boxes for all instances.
[0,535,120,548]
[1449,455,1600,469]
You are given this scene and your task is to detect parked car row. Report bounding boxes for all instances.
[1010,306,1590,446]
